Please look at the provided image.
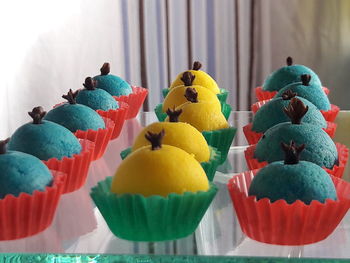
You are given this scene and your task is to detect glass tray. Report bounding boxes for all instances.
[1,111,349,263]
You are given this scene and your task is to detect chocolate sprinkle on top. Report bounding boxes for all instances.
[28,106,46,124]
[166,107,182,122]
[145,130,165,151]
[100,62,110,75]
[83,77,97,90]
[301,74,311,86]
[281,141,305,165]
[283,97,309,124]
[184,87,198,103]
[62,89,79,104]
[286,56,293,66]
[0,138,10,155]
[192,61,202,71]
[181,71,195,86]
[281,90,297,100]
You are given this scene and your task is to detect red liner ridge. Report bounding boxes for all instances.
[255,86,330,102]
[44,139,94,194]
[97,101,129,140]
[243,122,337,145]
[74,117,114,161]
[0,170,66,240]
[228,169,350,245]
[115,86,148,120]
[244,143,349,178]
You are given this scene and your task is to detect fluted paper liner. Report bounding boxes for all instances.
[162,88,229,104]
[244,143,349,178]
[0,170,65,240]
[44,139,94,194]
[255,86,330,102]
[155,102,231,122]
[202,127,237,164]
[227,169,350,245]
[120,147,221,182]
[91,177,218,241]
[243,122,337,145]
[74,117,114,160]
[115,86,148,119]
[321,104,340,122]
[97,101,129,140]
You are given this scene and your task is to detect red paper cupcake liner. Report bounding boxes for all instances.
[0,170,66,240]
[255,86,330,102]
[97,101,129,140]
[115,86,148,120]
[243,122,337,145]
[321,104,340,122]
[44,139,94,194]
[227,169,350,245]
[74,117,114,161]
[245,143,349,178]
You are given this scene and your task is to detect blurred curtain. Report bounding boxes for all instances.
[1,0,350,138]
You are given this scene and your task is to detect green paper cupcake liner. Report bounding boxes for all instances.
[120,147,221,181]
[202,127,237,164]
[162,88,229,104]
[155,102,231,122]
[90,177,218,242]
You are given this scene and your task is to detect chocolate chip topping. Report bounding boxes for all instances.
[281,141,305,165]
[100,62,110,76]
[62,89,79,104]
[286,56,293,66]
[0,138,10,155]
[281,90,297,100]
[184,87,198,103]
[301,74,311,86]
[28,106,46,124]
[83,77,97,90]
[166,107,182,122]
[192,61,202,71]
[283,97,309,124]
[181,71,195,86]
[145,130,165,151]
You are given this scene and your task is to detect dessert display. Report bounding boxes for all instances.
[93,62,148,119]
[91,130,217,241]
[255,57,326,101]
[275,74,331,111]
[243,90,336,145]
[0,138,65,240]
[120,108,221,181]
[47,89,114,160]
[76,77,119,111]
[8,107,94,193]
[162,61,229,103]
[228,141,350,245]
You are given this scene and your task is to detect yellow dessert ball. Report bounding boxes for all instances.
[131,121,210,162]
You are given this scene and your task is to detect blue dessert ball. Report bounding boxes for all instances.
[252,96,326,133]
[0,151,52,199]
[76,89,119,111]
[276,82,331,111]
[248,161,337,204]
[94,74,132,97]
[8,120,82,161]
[44,103,106,132]
[263,65,322,92]
[254,123,338,169]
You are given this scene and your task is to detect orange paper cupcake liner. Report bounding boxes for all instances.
[243,122,337,145]
[115,86,148,120]
[97,101,129,140]
[74,117,114,161]
[245,143,349,178]
[44,139,94,194]
[0,170,66,241]
[227,169,350,245]
[255,86,330,102]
